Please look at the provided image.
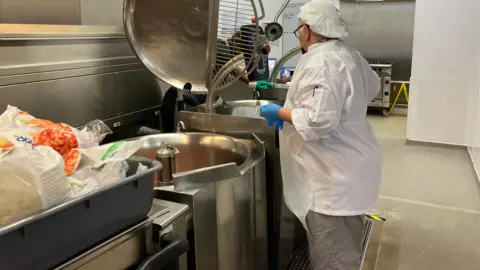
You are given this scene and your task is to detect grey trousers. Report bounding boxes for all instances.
[306,211,365,270]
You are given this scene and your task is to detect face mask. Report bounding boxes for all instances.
[301,47,307,55]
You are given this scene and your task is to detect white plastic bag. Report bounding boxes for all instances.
[66,139,146,198]
[68,161,129,198]
[74,139,146,170]
[0,162,42,226]
[0,139,70,226]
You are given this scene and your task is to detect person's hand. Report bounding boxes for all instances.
[256,81,275,91]
[260,103,282,121]
[267,119,284,131]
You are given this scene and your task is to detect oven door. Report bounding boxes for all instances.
[374,74,385,101]
[370,73,390,109]
[57,200,190,270]
[137,234,189,270]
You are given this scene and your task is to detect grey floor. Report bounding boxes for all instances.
[366,116,480,270]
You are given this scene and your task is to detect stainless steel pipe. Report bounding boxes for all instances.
[269,46,301,83]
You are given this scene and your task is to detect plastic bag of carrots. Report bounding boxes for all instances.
[0,105,112,175]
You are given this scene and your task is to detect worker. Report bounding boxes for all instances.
[259,0,381,269]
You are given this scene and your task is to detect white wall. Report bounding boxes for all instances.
[406,0,480,145]
[467,33,480,180]
[468,87,480,179]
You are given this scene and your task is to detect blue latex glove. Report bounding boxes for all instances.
[256,81,275,91]
[260,103,282,121]
[268,119,284,131]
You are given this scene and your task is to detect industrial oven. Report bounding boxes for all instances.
[369,61,394,114]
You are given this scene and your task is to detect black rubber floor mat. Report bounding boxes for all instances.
[287,240,310,270]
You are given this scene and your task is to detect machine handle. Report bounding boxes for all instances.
[254,0,266,21]
[136,235,189,270]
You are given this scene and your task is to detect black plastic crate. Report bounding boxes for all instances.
[0,158,161,270]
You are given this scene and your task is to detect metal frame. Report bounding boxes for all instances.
[206,0,262,109]
[212,0,261,90]
[206,0,221,92]
[360,215,385,269]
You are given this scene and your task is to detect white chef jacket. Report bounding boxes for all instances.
[281,40,381,217]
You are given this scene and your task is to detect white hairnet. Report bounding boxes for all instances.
[298,0,348,39]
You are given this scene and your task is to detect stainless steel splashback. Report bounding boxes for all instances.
[342,1,415,61]
[0,24,164,132]
[342,1,415,82]
[0,0,125,26]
